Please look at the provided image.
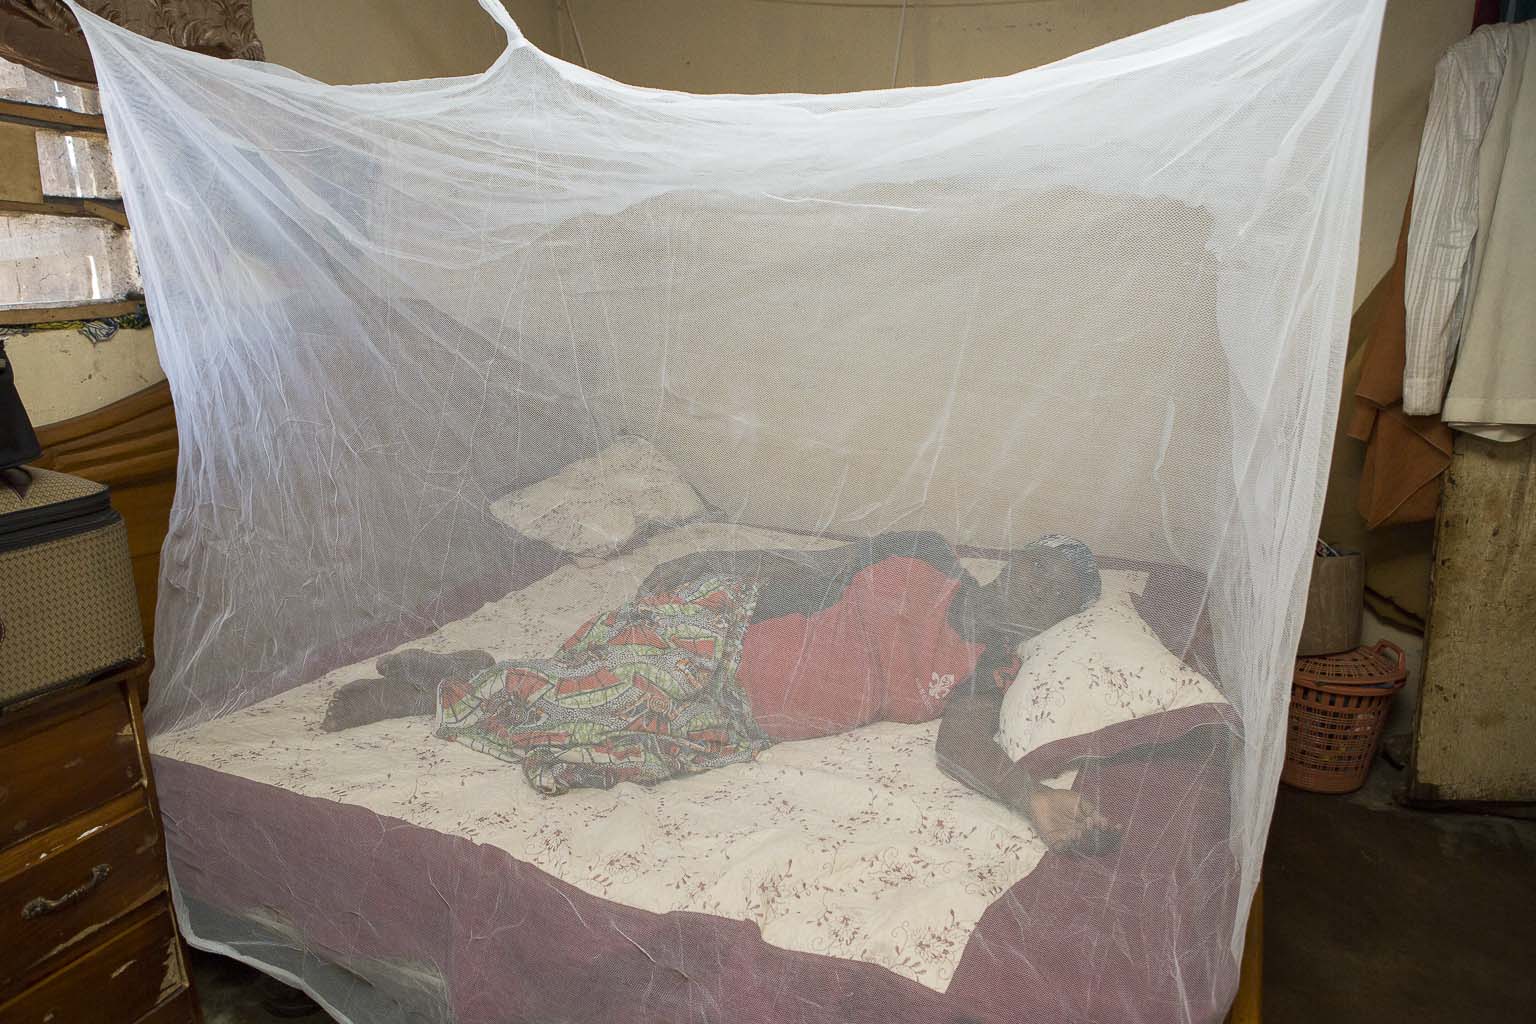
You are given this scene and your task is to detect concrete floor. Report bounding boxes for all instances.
[1263,754,1536,1023]
[189,754,1536,1023]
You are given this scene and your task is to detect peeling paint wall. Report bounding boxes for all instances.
[8,326,162,425]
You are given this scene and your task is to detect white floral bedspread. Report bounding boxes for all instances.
[152,523,1054,992]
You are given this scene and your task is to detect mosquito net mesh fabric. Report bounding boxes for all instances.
[70,0,1381,1020]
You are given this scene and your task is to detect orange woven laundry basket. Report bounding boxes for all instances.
[1283,640,1406,794]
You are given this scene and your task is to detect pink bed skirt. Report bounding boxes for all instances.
[157,725,1240,1024]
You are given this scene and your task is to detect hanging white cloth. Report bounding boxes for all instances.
[1405,23,1536,439]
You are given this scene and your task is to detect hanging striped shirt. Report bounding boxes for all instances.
[1403,26,1516,416]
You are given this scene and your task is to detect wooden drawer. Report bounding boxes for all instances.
[0,790,165,992]
[0,682,142,850]
[0,903,186,1024]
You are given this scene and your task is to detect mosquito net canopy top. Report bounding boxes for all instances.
[70,1,1382,1021]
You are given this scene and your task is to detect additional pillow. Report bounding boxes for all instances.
[997,571,1236,778]
[489,436,708,557]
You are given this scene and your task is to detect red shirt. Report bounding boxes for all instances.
[736,555,984,742]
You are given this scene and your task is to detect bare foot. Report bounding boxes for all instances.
[320,676,435,732]
[1027,786,1122,855]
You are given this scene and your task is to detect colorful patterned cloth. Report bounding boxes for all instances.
[0,302,150,344]
[436,576,769,794]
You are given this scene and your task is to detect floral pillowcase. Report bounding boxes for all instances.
[490,436,708,558]
[996,569,1237,778]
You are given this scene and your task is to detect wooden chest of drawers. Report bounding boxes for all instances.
[0,665,201,1023]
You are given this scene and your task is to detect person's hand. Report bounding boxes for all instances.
[1026,786,1122,856]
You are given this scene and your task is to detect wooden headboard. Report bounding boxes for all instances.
[34,381,178,668]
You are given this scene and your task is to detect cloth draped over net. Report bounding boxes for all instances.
[69,1,1383,1021]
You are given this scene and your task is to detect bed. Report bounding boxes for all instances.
[58,0,1388,1015]
[41,386,1258,1024]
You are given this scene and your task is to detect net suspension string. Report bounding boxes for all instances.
[559,0,591,69]
[891,0,909,87]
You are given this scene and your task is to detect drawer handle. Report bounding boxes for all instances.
[21,864,111,920]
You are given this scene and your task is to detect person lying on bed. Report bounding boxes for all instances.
[322,530,1121,855]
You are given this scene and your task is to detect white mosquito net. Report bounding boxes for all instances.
[71,1,1382,1021]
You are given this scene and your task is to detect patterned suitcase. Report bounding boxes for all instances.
[0,467,143,704]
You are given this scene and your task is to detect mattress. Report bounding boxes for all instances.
[151,522,1242,1023]
[154,523,1056,991]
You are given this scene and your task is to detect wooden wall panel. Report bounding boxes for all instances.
[34,381,177,681]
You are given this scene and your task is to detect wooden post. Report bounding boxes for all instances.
[1411,433,1536,804]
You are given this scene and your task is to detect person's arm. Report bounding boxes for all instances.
[936,689,1040,809]
[640,545,858,598]
[643,532,958,611]
[937,688,1122,855]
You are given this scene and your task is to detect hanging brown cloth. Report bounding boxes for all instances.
[1347,188,1455,529]
[0,1,261,85]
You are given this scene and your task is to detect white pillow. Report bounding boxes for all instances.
[996,568,1228,769]
[489,436,708,557]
